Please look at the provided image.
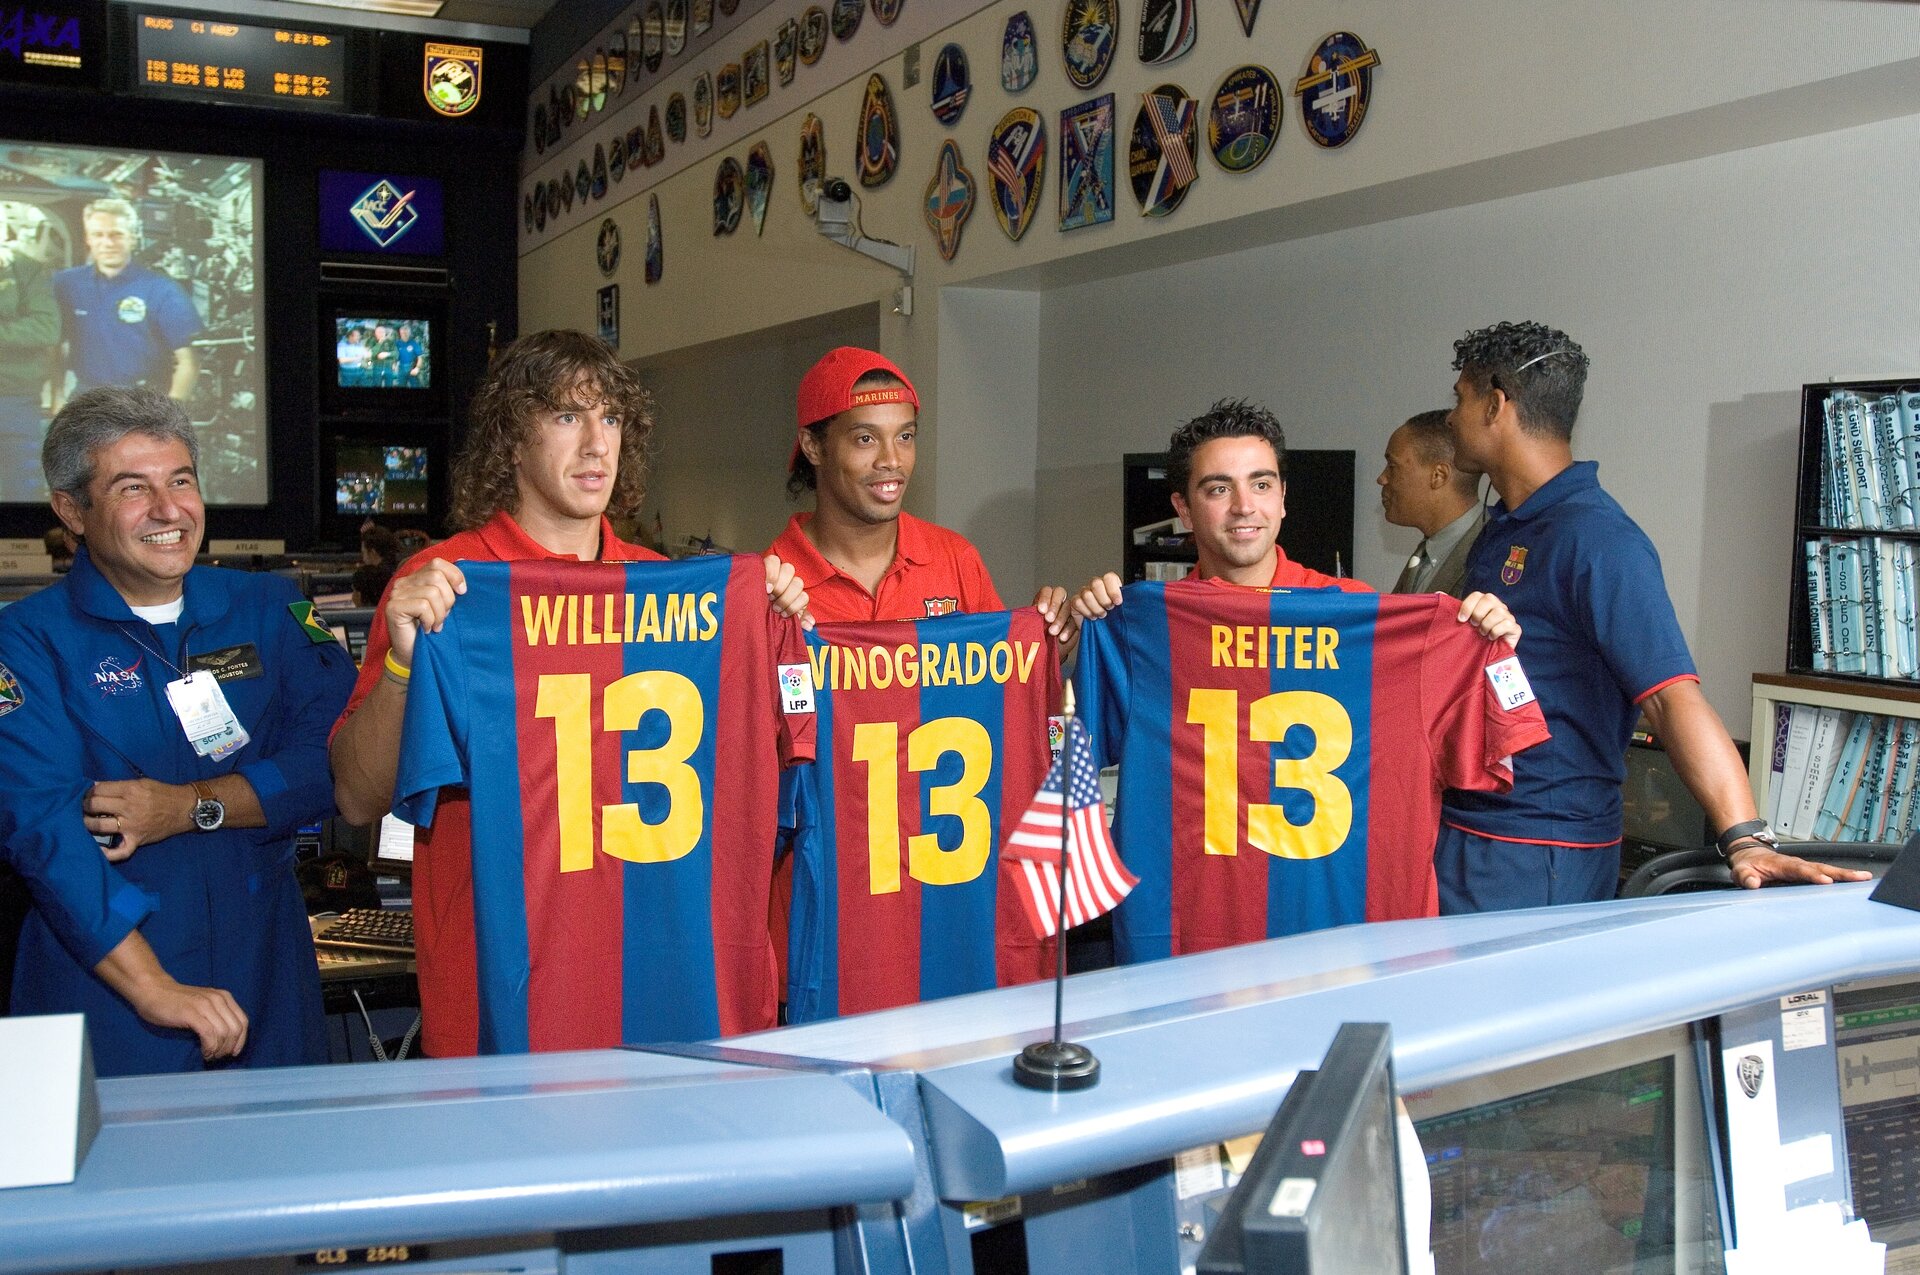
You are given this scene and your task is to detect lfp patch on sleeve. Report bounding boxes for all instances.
[1485,656,1536,711]
[778,662,816,714]
[0,662,21,716]
[288,600,339,645]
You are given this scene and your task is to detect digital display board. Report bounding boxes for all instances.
[130,7,347,111]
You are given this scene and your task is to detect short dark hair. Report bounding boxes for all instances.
[1167,398,1286,497]
[1401,408,1480,497]
[359,524,398,565]
[785,368,909,499]
[1451,321,1588,440]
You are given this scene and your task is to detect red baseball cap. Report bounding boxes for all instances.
[793,346,919,464]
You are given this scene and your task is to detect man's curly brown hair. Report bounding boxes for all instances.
[448,330,655,531]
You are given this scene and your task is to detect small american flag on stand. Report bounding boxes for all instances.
[1002,717,1137,938]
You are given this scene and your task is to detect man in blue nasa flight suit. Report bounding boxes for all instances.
[0,386,355,1075]
[52,198,201,407]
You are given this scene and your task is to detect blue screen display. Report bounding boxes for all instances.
[317,169,445,256]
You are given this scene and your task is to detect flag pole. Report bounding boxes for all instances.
[1012,730,1100,1092]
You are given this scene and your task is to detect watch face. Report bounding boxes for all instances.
[194,799,225,831]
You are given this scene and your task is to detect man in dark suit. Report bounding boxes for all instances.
[1379,408,1486,596]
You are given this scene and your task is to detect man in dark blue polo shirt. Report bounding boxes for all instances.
[1437,320,1866,912]
[53,199,200,407]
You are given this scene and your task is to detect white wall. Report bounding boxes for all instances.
[1034,112,1920,725]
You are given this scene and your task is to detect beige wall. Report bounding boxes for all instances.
[522,0,1920,727]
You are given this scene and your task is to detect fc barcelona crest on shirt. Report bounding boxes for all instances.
[930,43,970,126]
[857,74,899,188]
[1294,31,1379,149]
[714,156,745,235]
[831,0,862,41]
[799,7,828,64]
[424,42,482,117]
[646,195,663,283]
[871,0,904,25]
[1207,64,1280,172]
[1136,0,1194,67]
[987,106,1045,241]
[1062,0,1116,91]
[775,20,798,85]
[922,139,975,262]
[799,113,826,212]
[1129,83,1198,217]
[666,92,687,142]
[717,62,742,118]
[1059,94,1115,230]
[596,218,621,276]
[746,142,774,236]
[1001,11,1037,92]
[1235,0,1260,36]
[1500,545,1527,586]
[694,71,714,135]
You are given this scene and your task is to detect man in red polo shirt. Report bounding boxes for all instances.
[768,346,1073,631]
[329,330,807,1057]
[1071,398,1518,639]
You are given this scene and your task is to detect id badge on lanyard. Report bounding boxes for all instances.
[163,669,250,761]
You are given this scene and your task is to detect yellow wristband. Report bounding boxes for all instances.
[383,651,411,681]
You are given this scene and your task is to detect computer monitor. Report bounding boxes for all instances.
[333,442,431,518]
[1833,977,1920,1258]
[1198,1023,1408,1275]
[1403,1024,1722,1274]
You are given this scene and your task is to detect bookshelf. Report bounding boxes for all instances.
[1120,450,1355,584]
[1748,673,1920,843]
[1789,378,1920,683]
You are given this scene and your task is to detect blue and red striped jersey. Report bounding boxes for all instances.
[1072,580,1550,964]
[395,556,814,1054]
[783,609,1061,1023]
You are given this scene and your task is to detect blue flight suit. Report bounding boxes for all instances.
[0,549,356,1075]
[52,262,202,393]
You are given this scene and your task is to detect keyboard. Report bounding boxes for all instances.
[313,907,415,954]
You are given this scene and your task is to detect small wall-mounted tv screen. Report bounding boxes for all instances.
[335,442,429,515]
[334,316,430,389]
[317,170,446,257]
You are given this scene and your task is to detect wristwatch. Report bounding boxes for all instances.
[190,781,226,832]
[1715,818,1778,858]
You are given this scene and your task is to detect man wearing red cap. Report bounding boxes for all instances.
[769,346,1072,630]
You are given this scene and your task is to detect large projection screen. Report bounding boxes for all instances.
[0,139,266,505]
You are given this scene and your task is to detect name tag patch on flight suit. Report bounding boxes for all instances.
[188,643,263,682]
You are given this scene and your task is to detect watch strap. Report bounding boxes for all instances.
[1716,818,1777,858]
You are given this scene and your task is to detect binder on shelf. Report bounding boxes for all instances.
[1813,713,1875,840]
[1773,703,1817,829]
[1791,707,1851,840]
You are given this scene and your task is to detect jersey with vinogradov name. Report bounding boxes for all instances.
[394,556,815,1054]
[1073,580,1551,964]
[783,609,1061,1023]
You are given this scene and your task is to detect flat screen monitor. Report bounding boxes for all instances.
[1404,1024,1722,1274]
[0,137,267,504]
[1834,977,1920,1258]
[333,315,431,390]
[317,170,445,257]
[371,812,415,874]
[1199,1023,1408,1275]
[334,441,428,517]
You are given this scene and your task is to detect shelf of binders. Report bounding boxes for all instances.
[1749,673,1920,845]
[1790,378,1920,685]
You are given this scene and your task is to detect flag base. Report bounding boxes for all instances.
[1012,1040,1101,1091]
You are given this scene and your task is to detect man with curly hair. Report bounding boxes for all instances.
[328,330,808,1057]
[1438,320,1866,911]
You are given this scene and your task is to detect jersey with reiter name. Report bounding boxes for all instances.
[394,555,815,1054]
[1072,579,1551,964]
[783,609,1060,1022]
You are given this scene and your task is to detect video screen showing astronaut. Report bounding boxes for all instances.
[0,139,265,505]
